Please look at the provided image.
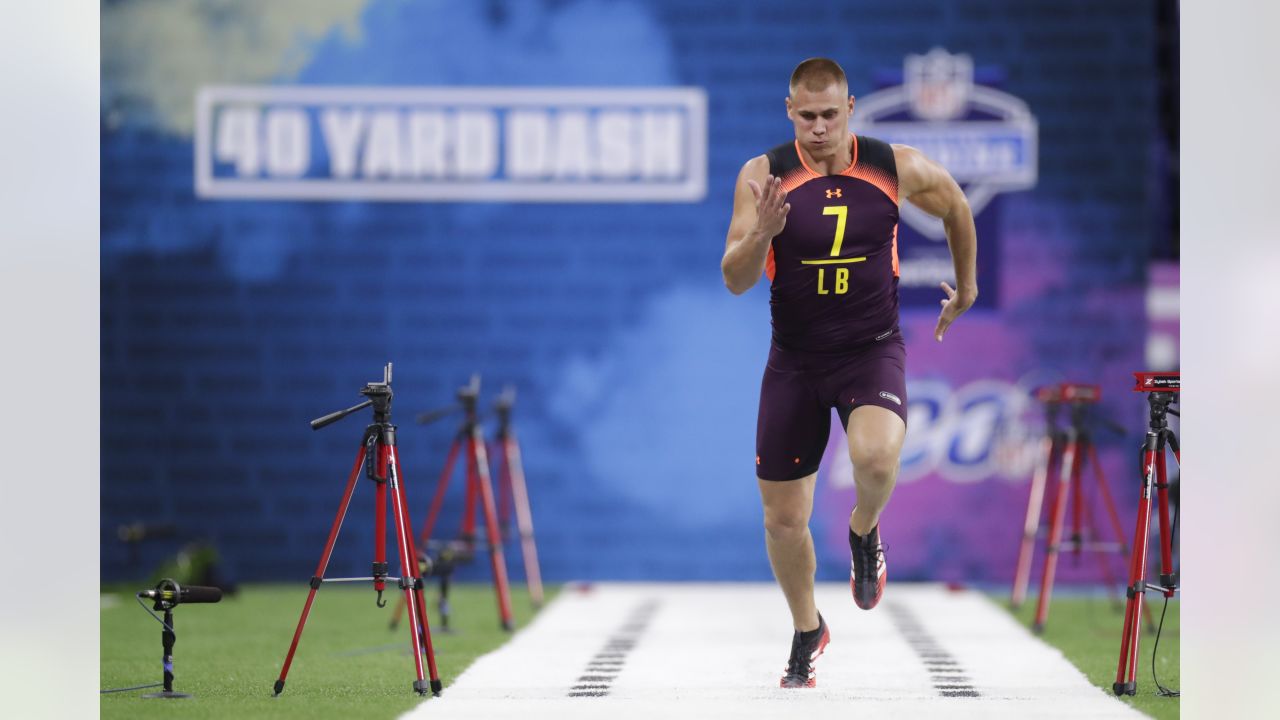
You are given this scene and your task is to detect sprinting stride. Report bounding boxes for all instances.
[721,58,977,689]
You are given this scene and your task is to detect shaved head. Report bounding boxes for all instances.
[789,57,848,96]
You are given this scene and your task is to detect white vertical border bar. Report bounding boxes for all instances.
[1182,2,1280,718]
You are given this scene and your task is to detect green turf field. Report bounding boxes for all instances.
[100,583,555,719]
[103,583,1178,719]
[1000,593,1180,720]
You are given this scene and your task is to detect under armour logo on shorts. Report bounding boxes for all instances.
[879,391,902,406]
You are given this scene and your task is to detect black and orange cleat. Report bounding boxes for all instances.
[779,613,829,688]
[850,525,886,610]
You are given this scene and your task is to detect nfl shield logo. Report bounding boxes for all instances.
[905,48,973,121]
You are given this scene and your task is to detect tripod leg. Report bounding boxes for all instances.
[471,430,515,631]
[422,438,463,544]
[387,447,441,695]
[1078,454,1121,607]
[275,445,367,696]
[1012,434,1055,608]
[393,437,464,630]
[374,444,389,606]
[492,439,513,541]
[1154,446,1176,592]
[506,434,544,608]
[1034,436,1077,633]
[1087,445,1127,552]
[462,442,479,544]
[1071,440,1084,565]
[1114,439,1158,695]
[1034,435,1075,630]
[1088,442,1131,578]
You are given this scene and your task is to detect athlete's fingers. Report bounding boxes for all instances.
[767,177,786,212]
[747,179,762,203]
[781,202,791,215]
[935,313,950,342]
[940,281,956,299]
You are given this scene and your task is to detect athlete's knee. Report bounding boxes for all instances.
[851,447,900,487]
[763,507,810,540]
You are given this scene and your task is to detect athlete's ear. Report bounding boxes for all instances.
[785,95,793,119]
[848,96,855,114]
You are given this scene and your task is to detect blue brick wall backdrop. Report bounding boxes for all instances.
[101,0,1157,584]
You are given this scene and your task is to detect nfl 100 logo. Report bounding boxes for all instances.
[852,48,1039,309]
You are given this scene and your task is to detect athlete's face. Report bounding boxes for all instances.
[786,83,854,157]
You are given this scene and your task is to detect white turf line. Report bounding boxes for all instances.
[402,583,1147,720]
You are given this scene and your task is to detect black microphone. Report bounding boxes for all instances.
[138,583,223,605]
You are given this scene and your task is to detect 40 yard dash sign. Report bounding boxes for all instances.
[194,86,707,203]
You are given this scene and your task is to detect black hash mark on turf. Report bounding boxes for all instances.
[567,598,660,698]
[884,601,981,699]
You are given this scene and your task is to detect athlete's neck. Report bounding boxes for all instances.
[797,134,854,175]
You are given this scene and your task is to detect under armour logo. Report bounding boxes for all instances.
[826,188,842,198]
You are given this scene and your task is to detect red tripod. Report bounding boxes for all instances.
[491,386,544,608]
[417,376,515,631]
[1010,387,1066,608]
[1114,372,1180,696]
[273,364,441,697]
[1014,383,1131,633]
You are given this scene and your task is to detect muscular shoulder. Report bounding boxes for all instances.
[742,154,768,188]
[891,144,944,198]
[739,154,770,183]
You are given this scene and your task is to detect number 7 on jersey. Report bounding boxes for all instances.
[823,205,847,256]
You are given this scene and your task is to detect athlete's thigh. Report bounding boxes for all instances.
[757,360,830,482]
[757,472,817,524]
[844,404,906,467]
[828,335,907,464]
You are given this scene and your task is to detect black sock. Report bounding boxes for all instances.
[798,614,824,641]
[849,525,878,543]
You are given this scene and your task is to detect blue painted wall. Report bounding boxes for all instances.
[102,0,1158,584]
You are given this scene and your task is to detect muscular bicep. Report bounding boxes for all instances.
[894,144,968,221]
[724,156,769,254]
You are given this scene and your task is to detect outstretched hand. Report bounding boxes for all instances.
[746,174,791,239]
[934,282,974,342]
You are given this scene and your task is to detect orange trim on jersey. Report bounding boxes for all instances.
[778,166,814,194]
[765,246,776,282]
[891,224,900,277]
[792,137,857,178]
[844,164,899,204]
[793,140,820,177]
[839,135,898,204]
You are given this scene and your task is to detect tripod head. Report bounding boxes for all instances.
[1134,372,1179,431]
[416,374,482,427]
[1034,382,1126,437]
[311,363,395,430]
[1146,392,1178,428]
[493,385,516,432]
